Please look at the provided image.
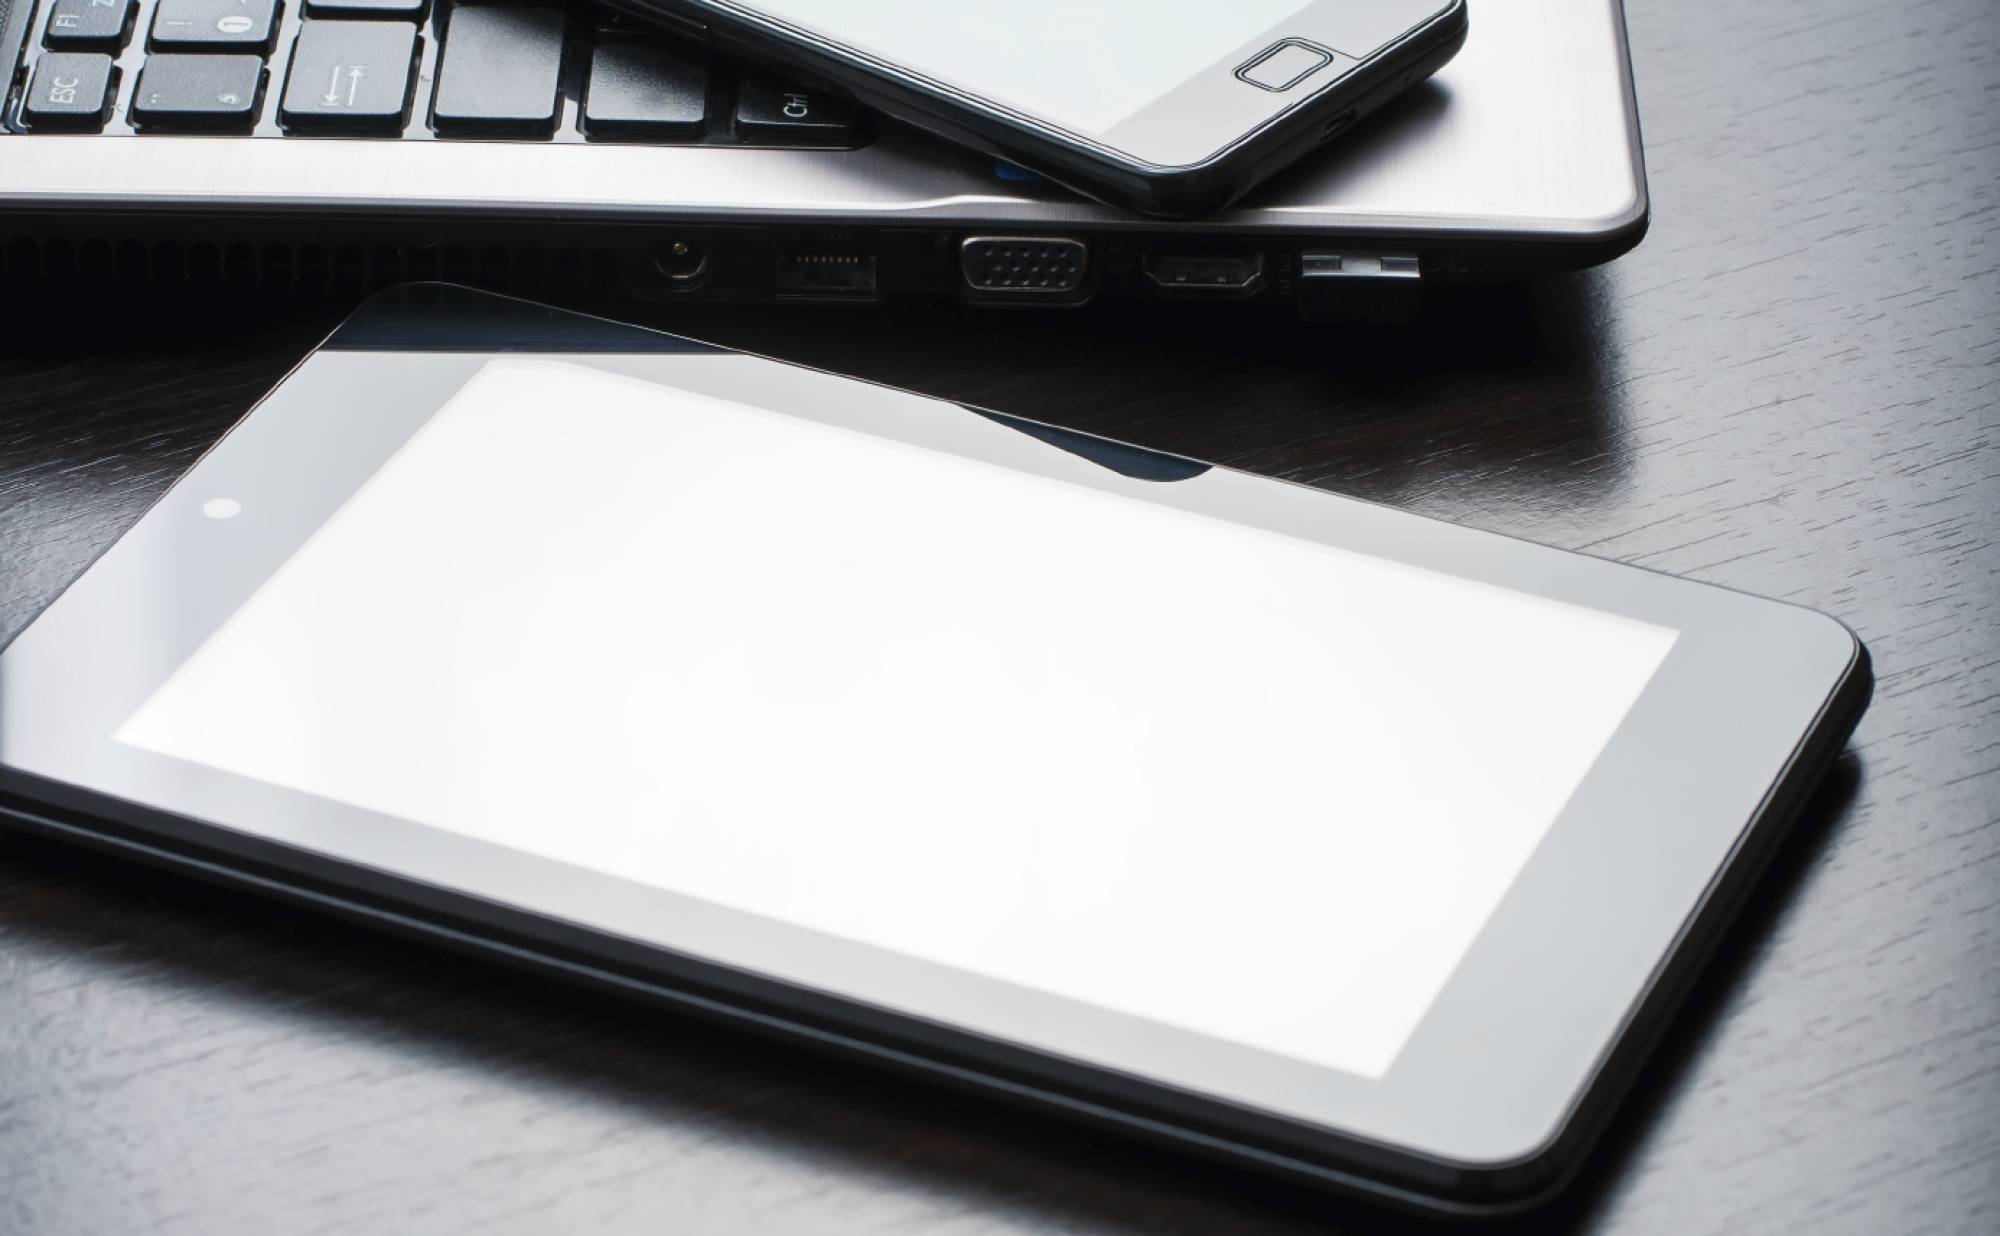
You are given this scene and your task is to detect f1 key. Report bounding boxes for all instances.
[43,0,137,49]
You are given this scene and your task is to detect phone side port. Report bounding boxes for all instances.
[1318,108,1359,142]
[960,236,1089,301]
[1142,253,1267,295]
[775,230,877,299]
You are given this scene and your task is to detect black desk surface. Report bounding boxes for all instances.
[3,2,1996,1232]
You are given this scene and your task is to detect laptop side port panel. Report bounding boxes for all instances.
[959,236,1091,305]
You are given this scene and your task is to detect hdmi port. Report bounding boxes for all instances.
[1142,253,1267,295]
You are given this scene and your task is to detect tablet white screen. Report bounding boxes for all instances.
[118,358,1676,1080]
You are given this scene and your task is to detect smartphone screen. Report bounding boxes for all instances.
[112,356,1677,1082]
[700,0,1460,180]
[742,0,1318,136]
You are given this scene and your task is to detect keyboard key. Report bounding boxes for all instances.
[280,21,418,131]
[582,41,706,141]
[303,0,427,18]
[149,0,279,50]
[734,76,857,146]
[43,0,137,49]
[21,52,117,128]
[431,6,567,137]
[131,54,263,128]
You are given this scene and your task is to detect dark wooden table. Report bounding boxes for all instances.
[3,1,1996,1232]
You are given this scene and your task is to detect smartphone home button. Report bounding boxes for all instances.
[1236,40,1335,92]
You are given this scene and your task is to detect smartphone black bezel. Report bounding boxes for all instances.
[0,287,1871,1214]
[614,0,1470,217]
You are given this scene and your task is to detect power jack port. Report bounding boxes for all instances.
[656,239,707,285]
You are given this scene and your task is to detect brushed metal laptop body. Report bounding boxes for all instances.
[0,0,1645,315]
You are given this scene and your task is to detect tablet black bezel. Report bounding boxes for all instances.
[0,287,1868,1210]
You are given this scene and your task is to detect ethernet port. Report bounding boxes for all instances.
[774,230,877,300]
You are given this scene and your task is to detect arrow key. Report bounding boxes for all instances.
[280,21,419,132]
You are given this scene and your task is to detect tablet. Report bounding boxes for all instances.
[0,286,1870,1215]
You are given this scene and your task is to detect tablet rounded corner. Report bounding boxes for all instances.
[1800,605,1874,710]
[1395,1115,1588,1219]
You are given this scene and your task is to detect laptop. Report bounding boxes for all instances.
[0,0,1647,318]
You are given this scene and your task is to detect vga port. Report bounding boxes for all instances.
[960,236,1088,294]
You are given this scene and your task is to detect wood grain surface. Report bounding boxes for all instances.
[2,0,1996,1232]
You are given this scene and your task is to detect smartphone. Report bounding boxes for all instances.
[622,0,1471,218]
[0,287,1869,1216]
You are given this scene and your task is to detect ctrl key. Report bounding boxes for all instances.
[22,53,117,130]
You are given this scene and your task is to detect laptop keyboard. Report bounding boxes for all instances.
[7,0,868,147]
